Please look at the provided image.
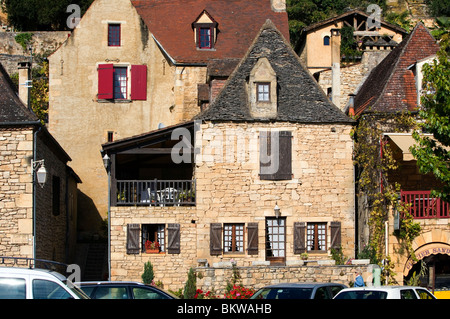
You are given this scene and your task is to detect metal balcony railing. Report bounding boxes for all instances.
[115,179,196,206]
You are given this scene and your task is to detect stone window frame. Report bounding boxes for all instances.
[223,223,245,254]
[248,57,277,119]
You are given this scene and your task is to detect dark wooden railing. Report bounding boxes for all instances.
[115,180,195,206]
[401,190,450,219]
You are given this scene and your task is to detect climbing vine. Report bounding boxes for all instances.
[352,112,421,283]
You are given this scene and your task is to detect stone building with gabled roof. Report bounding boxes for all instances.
[102,20,356,290]
[0,62,80,266]
[48,0,290,237]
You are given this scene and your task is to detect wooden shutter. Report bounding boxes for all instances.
[167,223,180,254]
[247,223,259,255]
[126,223,140,254]
[293,222,306,254]
[277,131,292,180]
[98,64,114,99]
[210,223,222,256]
[330,221,341,249]
[260,131,292,180]
[131,65,147,100]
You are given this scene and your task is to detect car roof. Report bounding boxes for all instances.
[338,286,425,292]
[0,266,67,281]
[77,281,147,286]
[260,282,346,289]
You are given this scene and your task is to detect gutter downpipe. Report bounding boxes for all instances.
[33,125,42,261]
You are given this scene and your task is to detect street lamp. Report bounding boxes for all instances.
[32,159,47,187]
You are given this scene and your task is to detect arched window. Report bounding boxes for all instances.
[323,36,330,46]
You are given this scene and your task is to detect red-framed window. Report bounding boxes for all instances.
[113,67,127,99]
[199,27,212,49]
[98,64,147,101]
[108,24,121,47]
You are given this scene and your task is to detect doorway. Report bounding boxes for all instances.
[265,217,286,265]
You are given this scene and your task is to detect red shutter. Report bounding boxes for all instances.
[131,65,147,100]
[98,64,114,99]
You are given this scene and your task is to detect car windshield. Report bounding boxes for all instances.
[334,290,388,299]
[251,287,313,299]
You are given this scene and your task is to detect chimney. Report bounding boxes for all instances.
[330,29,341,109]
[271,0,286,12]
[18,61,31,109]
[348,94,355,116]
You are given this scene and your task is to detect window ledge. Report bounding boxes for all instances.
[97,99,132,103]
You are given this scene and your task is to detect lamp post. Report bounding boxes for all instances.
[32,159,47,187]
[274,203,281,219]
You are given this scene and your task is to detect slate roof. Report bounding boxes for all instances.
[131,0,289,65]
[354,23,440,116]
[0,63,39,125]
[195,20,353,124]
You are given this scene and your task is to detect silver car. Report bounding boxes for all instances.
[250,282,347,299]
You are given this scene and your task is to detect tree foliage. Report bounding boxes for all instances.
[411,39,450,202]
[1,0,93,31]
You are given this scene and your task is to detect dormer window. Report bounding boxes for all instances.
[249,58,277,119]
[193,11,217,50]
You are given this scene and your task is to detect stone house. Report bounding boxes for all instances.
[47,0,289,237]
[297,9,407,111]
[0,62,80,266]
[351,23,449,287]
[101,21,355,290]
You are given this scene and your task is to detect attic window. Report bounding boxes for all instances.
[249,58,277,119]
[257,83,270,102]
[193,11,217,50]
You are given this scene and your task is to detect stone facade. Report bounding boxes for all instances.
[0,127,35,257]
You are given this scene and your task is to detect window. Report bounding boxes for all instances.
[94,286,128,299]
[126,223,180,255]
[400,289,417,299]
[98,64,147,101]
[32,279,72,299]
[107,131,114,143]
[323,36,330,46]
[199,27,212,49]
[0,278,26,299]
[224,224,244,253]
[113,67,127,100]
[52,176,60,216]
[210,223,258,256]
[307,223,327,252]
[259,131,292,180]
[142,224,165,252]
[257,83,270,102]
[108,24,121,46]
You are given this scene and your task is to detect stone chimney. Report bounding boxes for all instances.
[330,29,341,109]
[18,61,31,108]
[271,0,286,12]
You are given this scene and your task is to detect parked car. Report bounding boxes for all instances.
[0,267,89,299]
[333,286,437,299]
[77,281,178,299]
[250,282,347,299]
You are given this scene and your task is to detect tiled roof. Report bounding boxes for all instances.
[354,23,440,116]
[195,20,353,124]
[0,63,39,125]
[131,0,289,64]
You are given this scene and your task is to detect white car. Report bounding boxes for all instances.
[0,267,89,299]
[333,286,436,299]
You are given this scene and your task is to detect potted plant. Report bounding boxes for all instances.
[300,252,309,260]
[145,240,160,253]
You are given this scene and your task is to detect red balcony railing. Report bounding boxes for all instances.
[401,190,450,219]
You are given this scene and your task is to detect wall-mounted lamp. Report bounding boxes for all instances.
[274,203,281,219]
[103,154,110,171]
[32,159,47,187]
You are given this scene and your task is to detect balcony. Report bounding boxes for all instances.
[401,190,450,219]
[115,179,196,206]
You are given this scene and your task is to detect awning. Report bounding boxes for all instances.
[385,133,417,161]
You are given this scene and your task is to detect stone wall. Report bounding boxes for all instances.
[196,262,375,294]
[0,127,35,257]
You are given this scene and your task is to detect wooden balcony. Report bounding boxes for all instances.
[114,180,195,206]
[401,190,450,219]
